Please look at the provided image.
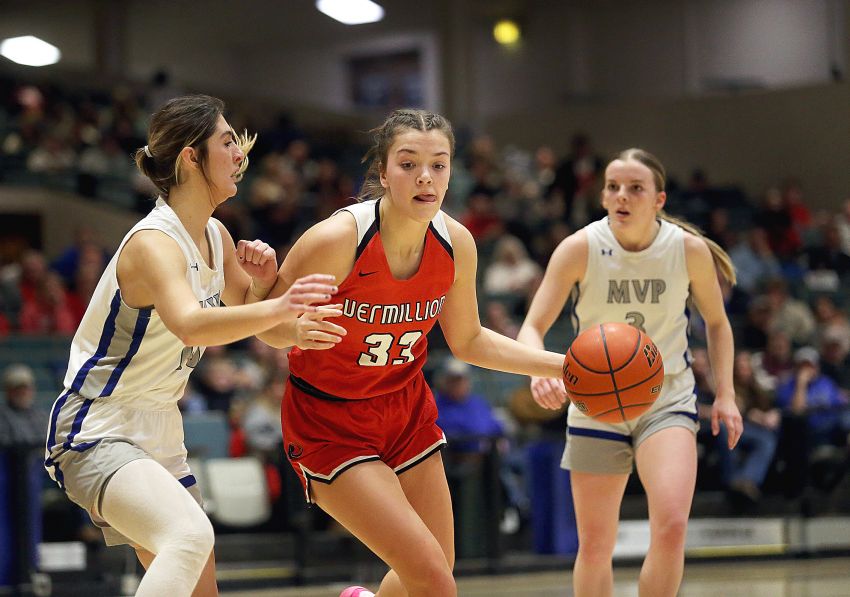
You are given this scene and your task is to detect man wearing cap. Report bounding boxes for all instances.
[776,346,850,448]
[0,364,48,448]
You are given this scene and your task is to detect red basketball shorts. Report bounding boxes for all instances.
[281,373,446,502]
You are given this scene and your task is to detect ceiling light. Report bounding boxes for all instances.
[493,19,521,46]
[316,0,384,25]
[0,35,61,67]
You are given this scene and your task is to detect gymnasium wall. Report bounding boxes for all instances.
[486,80,850,208]
[0,188,138,257]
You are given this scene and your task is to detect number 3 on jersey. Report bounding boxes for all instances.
[359,331,423,366]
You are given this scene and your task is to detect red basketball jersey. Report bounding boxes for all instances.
[288,199,455,399]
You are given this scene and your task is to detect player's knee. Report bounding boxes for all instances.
[400,551,455,595]
[577,533,616,562]
[171,516,215,565]
[408,563,455,596]
[652,514,688,548]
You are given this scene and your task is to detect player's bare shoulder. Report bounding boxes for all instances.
[286,207,359,282]
[682,229,713,262]
[441,211,475,251]
[682,229,716,280]
[549,228,589,282]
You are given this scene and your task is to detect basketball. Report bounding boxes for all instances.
[562,322,664,423]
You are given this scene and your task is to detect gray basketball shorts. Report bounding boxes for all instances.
[53,437,203,547]
[561,368,700,475]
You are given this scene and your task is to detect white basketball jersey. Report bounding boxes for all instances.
[62,198,224,407]
[573,217,691,376]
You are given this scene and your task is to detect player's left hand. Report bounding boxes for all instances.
[712,391,743,449]
[236,239,278,290]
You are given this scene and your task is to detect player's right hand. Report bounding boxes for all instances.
[294,303,347,350]
[530,376,568,410]
[276,274,338,319]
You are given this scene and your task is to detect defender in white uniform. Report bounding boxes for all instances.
[518,149,742,597]
[43,94,339,597]
[565,215,696,449]
[45,198,224,509]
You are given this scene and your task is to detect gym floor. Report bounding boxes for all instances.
[222,556,850,597]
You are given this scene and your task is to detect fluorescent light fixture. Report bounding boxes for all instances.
[0,35,61,67]
[316,0,384,25]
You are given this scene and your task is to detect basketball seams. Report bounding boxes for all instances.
[566,365,663,397]
[609,326,642,373]
[598,324,627,422]
[568,346,610,374]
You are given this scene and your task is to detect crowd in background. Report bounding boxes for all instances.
[1,75,850,540]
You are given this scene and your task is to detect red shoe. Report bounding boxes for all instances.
[339,587,374,597]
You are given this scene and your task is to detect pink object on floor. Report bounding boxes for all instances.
[339,587,374,597]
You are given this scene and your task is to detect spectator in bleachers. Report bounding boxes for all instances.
[705,207,733,250]
[194,353,245,413]
[800,220,850,280]
[18,271,77,335]
[25,134,75,174]
[721,351,780,506]
[310,157,353,220]
[812,294,850,348]
[728,227,782,295]
[757,187,800,260]
[242,364,286,463]
[483,301,520,340]
[550,133,604,230]
[482,235,542,300]
[738,295,774,351]
[819,327,850,389]
[50,225,110,290]
[461,191,504,245]
[435,358,505,453]
[278,138,318,187]
[16,249,49,304]
[781,177,813,237]
[752,330,794,392]
[776,346,850,450]
[0,364,48,448]
[435,357,528,529]
[763,277,816,346]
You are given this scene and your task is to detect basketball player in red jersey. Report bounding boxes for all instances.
[256,109,565,597]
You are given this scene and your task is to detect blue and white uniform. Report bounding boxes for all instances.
[45,198,223,493]
[563,217,698,473]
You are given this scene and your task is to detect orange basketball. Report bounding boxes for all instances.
[562,322,664,423]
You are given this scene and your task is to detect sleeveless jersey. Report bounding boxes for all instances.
[46,198,224,461]
[288,199,455,399]
[573,217,691,376]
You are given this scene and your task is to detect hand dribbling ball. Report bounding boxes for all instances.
[562,322,664,423]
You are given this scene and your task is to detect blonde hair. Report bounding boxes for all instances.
[134,95,256,198]
[358,108,455,202]
[614,148,737,285]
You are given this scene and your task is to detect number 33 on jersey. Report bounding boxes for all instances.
[287,199,455,399]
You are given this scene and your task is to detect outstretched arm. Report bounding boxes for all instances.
[253,214,355,349]
[438,218,563,379]
[117,229,337,347]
